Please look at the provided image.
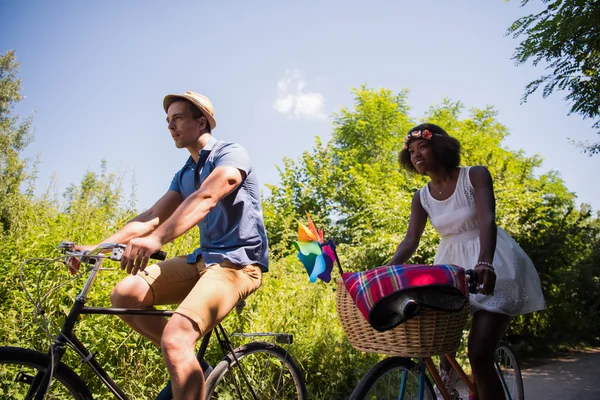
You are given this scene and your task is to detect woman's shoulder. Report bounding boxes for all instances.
[466,165,493,188]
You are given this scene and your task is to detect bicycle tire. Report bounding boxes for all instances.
[495,341,524,400]
[350,357,436,400]
[204,341,307,399]
[0,346,93,400]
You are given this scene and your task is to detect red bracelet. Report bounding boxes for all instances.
[475,261,494,270]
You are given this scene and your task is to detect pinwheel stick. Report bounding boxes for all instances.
[325,238,344,276]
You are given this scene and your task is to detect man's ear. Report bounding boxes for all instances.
[199,116,207,131]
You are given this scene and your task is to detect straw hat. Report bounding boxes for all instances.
[163,91,216,130]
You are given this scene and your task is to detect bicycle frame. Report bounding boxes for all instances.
[31,244,214,400]
[28,243,296,400]
[426,355,476,400]
[407,353,516,400]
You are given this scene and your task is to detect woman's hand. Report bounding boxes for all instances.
[474,263,496,295]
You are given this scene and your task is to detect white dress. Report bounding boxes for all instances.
[419,167,546,316]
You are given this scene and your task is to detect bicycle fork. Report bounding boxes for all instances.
[425,356,478,400]
[424,355,513,400]
[23,341,67,400]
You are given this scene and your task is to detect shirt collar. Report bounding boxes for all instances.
[201,135,218,153]
[184,136,218,168]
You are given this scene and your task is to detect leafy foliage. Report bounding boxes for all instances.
[1,52,599,399]
[507,0,600,154]
[264,86,600,362]
[0,50,33,235]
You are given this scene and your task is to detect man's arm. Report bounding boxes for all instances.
[67,190,182,274]
[121,165,245,275]
[101,190,183,245]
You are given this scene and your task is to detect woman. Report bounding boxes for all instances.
[388,123,545,400]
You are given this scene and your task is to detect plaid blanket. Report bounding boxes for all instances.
[342,264,468,332]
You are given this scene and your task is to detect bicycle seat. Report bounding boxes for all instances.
[342,264,469,332]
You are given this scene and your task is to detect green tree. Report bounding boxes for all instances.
[0,50,33,235]
[264,86,600,361]
[1,59,598,398]
[507,0,600,154]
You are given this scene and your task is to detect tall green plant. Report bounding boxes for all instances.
[1,58,599,398]
[263,86,600,360]
[0,50,33,236]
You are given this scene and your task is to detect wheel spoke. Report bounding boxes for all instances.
[358,360,434,400]
[0,347,90,400]
[1,363,70,399]
[495,344,524,400]
[206,343,305,400]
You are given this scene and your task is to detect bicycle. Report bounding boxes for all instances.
[349,340,523,400]
[0,242,307,399]
[337,267,524,400]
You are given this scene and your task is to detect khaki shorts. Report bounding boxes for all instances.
[140,256,262,334]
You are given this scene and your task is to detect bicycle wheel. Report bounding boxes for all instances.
[205,341,307,399]
[0,346,92,400]
[495,341,524,400]
[350,357,435,400]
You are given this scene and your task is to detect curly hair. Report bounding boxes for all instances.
[398,123,461,173]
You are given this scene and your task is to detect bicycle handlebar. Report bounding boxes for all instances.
[465,269,479,294]
[57,242,167,263]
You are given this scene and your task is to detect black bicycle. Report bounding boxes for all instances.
[0,242,307,399]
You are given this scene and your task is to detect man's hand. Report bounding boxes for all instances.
[121,236,163,275]
[474,264,496,295]
[66,244,96,275]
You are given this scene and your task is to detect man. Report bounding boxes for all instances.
[75,91,268,399]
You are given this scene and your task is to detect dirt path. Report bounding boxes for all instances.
[520,348,600,399]
[452,348,600,399]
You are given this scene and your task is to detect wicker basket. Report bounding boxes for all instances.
[336,278,469,357]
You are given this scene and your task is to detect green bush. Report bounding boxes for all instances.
[2,51,599,398]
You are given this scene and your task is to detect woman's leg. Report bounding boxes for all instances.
[468,310,510,400]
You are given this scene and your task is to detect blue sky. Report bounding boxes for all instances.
[1,0,599,213]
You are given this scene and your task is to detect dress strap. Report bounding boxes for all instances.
[460,166,476,204]
[419,187,431,215]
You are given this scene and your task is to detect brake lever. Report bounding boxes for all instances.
[110,244,127,262]
[57,241,76,252]
[465,269,479,294]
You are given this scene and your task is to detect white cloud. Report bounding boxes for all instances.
[273,69,326,119]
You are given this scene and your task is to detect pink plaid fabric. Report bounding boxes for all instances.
[342,264,468,331]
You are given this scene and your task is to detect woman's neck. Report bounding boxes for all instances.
[427,167,457,186]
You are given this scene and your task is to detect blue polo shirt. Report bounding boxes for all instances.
[168,136,269,272]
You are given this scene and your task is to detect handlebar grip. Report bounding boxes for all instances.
[150,251,167,261]
[465,269,479,294]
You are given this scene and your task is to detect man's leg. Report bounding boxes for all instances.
[110,256,200,347]
[468,310,510,400]
[161,314,204,399]
[164,261,263,399]
[110,275,167,346]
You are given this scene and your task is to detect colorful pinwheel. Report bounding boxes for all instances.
[293,214,339,283]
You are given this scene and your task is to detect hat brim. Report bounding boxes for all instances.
[163,94,216,130]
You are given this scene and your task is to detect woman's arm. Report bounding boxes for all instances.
[470,166,498,294]
[387,190,428,265]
